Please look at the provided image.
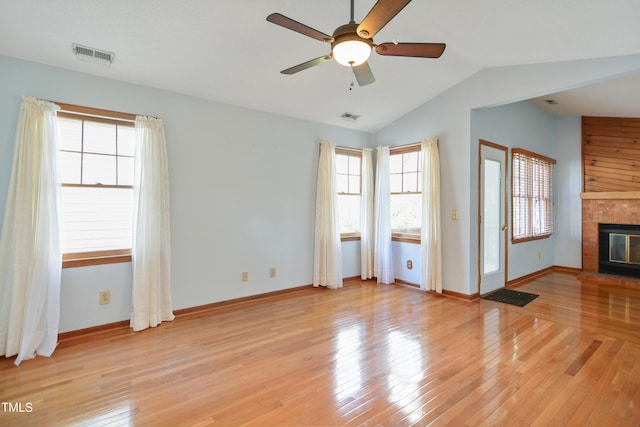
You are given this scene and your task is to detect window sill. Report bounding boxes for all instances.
[63,250,132,268]
[392,232,421,244]
[512,234,552,244]
[341,233,361,242]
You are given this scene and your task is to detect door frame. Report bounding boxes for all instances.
[478,139,509,296]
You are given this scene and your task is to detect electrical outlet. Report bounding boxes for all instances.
[99,290,111,305]
[269,267,276,278]
[241,272,249,282]
[538,251,542,260]
[452,209,459,220]
[407,260,413,270]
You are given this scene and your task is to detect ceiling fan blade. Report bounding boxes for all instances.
[375,42,446,58]
[267,13,334,43]
[281,55,332,75]
[357,0,412,39]
[353,62,375,86]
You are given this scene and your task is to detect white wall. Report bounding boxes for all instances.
[375,54,640,295]
[0,55,372,332]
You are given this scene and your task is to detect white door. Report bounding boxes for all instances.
[479,141,507,295]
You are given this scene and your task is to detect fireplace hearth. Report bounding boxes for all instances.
[599,223,640,278]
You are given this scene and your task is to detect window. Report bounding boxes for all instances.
[57,103,136,267]
[335,148,362,239]
[512,148,556,243]
[390,145,422,239]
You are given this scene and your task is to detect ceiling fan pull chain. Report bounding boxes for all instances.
[349,66,355,91]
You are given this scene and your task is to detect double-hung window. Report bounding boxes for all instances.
[511,148,556,243]
[390,145,422,240]
[57,103,136,267]
[335,148,362,240]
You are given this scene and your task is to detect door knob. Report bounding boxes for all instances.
[501,225,507,231]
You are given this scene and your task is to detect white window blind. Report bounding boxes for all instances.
[390,145,422,233]
[57,107,135,255]
[335,148,362,235]
[512,148,556,242]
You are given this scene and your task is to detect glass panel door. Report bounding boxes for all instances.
[479,141,507,295]
[483,159,501,274]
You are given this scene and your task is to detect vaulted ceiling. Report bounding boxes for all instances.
[1,0,639,132]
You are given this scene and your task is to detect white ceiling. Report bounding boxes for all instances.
[531,72,640,118]
[1,0,639,132]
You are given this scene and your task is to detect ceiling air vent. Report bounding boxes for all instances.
[72,43,115,66]
[341,112,361,122]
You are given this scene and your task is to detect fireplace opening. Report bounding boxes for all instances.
[599,223,640,278]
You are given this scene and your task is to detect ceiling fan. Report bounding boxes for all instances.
[266,0,446,86]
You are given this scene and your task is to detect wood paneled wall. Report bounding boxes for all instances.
[583,116,640,192]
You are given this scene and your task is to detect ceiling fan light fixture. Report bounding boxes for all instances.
[333,39,372,67]
[267,0,446,85]
[331,22,373,67]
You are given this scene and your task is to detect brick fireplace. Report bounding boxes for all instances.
[581,116,640,284]
[580,117,640,288]
[582,196,640,282]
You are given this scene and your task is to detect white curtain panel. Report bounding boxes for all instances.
[360,148,374,280]
[313,140,343,289]
[374,146,394,284]
[131,116,174,331]
[420,137,443,293]
[0,96,61,365]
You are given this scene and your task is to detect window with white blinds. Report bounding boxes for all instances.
[335,148,362,237]
[512,148,556,243]
[57,103,136,265]
[390,144,422,235]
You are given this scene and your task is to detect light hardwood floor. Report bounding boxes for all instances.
[2,272,640,426]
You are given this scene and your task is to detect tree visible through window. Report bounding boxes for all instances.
[512,148,556,242]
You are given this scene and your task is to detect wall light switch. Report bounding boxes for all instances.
[452,209,459,220]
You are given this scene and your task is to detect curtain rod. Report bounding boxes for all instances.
[53,101,136,122]
[334,145,364,153]
[318,143,366,154]
[389,137,439,150]
[58,109,136,124]
[392,141,421,149]
[49,100,159,122]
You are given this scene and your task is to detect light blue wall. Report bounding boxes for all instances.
[0,55,372,332]
[553,116,583,269]
[389,101,583,288]
[392,241,421,284]
[2,53,640,331]
[470,107,583,280]
[471,100,566,280]
[375,54,640,295]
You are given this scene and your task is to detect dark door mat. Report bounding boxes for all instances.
[483,288,539,307]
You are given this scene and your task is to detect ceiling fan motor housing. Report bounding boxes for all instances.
[331,23,374,48]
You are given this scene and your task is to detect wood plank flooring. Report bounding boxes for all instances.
[2,272,640,426]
